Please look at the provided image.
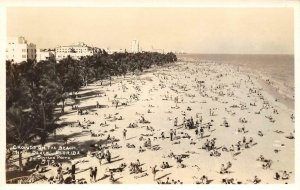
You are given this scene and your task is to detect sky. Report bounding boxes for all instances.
[7,7,294,54]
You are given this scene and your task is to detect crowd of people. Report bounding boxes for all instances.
[7,58,294,184]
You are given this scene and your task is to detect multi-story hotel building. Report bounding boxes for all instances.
[131,40,140,53]
[55,42,99,62]
[36,49,55,62]
[6,36,36,63]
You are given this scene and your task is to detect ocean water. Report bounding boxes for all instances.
[178,54,294,89]
[178,54,294,90]
[178,54,294,108]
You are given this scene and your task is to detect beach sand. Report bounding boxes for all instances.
[8,58,294,184]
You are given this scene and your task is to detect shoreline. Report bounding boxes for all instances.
[237,65,294,111]
[179,56,294,111]
[229,63,294,112]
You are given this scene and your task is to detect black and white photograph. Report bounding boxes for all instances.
[0,0,299,189]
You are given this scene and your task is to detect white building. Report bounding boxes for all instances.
[6,36,36,63]
[106,48,126,54]
[55,42,97,62]
[131,40,140,53]
[36,49,55,62]
[151,46,164,54]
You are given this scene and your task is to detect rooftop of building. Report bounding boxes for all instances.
[56,42,92,48]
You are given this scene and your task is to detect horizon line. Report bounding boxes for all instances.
[179,53,294,55]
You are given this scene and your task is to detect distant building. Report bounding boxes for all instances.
[55,42,98,62]
[106,48,126,54]
[131,40,140,53]
[36,49,55,62]
[151,46,164,54]
[6,36,36,63]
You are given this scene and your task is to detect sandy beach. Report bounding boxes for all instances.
[7,57,294,184]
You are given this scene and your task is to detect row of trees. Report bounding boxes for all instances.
[6,50,177,171]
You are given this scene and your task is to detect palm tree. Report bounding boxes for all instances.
[7,106,38,171]
[56,56,82,111]
[6,50,178,172]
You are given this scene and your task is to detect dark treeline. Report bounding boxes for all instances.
[6,50,177,171]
